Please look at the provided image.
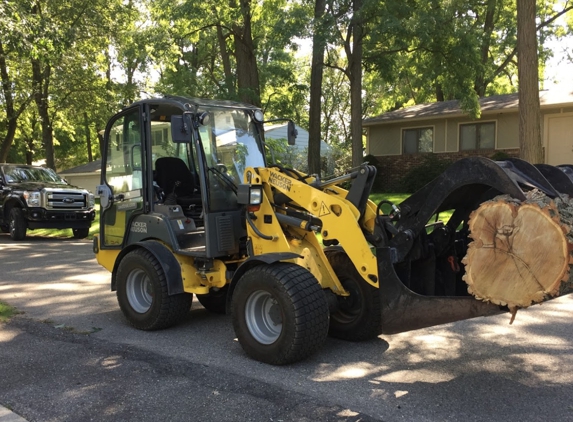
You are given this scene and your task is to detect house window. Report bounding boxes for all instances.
[459,122,495,150]
[402,127,433,154]
[151,128,169,146]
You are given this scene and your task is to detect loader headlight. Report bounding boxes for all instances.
[249,187,262,205]
[237,184,263,212]
[253,110,264,123]
[23,191,41,207]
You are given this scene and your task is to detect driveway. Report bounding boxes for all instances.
[1,234,572,421]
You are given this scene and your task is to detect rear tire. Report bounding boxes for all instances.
[72,228,90,239]
[116,248,192,330]
[326,250,382,341]
[197,286,228,314]
[231,263,329,365]
[9,208,26,240]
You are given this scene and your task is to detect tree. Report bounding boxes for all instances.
[308,0,327,174]
[517,0,542,164]
[363,0,572,118]
[0,2,34,162]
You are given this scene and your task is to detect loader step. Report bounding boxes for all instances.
[176,230,207,256]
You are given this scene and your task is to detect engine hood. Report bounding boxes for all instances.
[7,181,84,191]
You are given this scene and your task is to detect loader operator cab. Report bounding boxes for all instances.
[97,97,270,260]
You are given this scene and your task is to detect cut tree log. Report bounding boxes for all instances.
[462,189,573,321]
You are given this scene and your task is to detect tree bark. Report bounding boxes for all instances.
[32,59,55,169]
[348,0,364,168]
[232,0,261,107]
[216,24,235,97]
[463,190,573,320]
[517,0,543,164]
[308,0,327,175]
[0,41,32,162]
[84,112,93,162]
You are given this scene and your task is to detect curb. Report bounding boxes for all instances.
[0,406,27,422]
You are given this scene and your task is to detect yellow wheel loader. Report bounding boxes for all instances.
[94,96,573,365]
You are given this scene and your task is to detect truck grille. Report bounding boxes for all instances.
[43,189,88,210]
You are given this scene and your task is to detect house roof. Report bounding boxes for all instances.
[363,90,573,126]
[60,159,101,175]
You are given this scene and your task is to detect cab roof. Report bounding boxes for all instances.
[129,96,261,113]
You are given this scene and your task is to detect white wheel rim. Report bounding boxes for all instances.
[245,290,282,344]
[126,269,153,313]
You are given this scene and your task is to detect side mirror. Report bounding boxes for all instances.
[287,121,297,146]
[171,115,192,143]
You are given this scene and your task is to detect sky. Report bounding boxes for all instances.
[544,37,573,91]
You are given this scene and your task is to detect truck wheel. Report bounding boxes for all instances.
[231,263,329,365]
[116,248,192,330]
[0,225,8,233]
[197,286,228,314]
[325,250,382,341]
[72,228,90,239]
[8,208,27,240]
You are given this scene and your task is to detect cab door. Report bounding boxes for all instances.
[98,106,147,248]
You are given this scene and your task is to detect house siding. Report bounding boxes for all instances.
[365,102,573,191]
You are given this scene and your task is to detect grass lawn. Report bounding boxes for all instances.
[27,204,100,240]
[0,302,16,322]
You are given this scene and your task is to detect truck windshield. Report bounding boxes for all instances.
[2,166,67,185]
[197,107,265,185]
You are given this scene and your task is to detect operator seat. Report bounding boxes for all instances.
[154,157,201,209]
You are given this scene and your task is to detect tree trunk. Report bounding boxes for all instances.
[32,59,55,169]
[349,0,364,168]
[217,24,235,97]
[308,0,327,175]
[463,190,573,321]
[517,0,543,164]
[0,41,32,162]
[232,0,261,107]
[84,112,93,162]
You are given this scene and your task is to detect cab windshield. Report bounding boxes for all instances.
[197,107,265,185]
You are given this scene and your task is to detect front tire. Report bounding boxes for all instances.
[116,248,192,330]
[72,227,90,239]
[231,263,329,365]
[9,208,27,240]
[326,250,382,341]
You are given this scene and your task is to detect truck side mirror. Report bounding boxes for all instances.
[287,121,297,146]
[171,115,192,143]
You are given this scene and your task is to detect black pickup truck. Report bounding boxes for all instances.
[0,163,95,240]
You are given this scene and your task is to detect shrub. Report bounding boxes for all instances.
[400,154,453,192]
[489,151,511,161]
[363,154,386,192]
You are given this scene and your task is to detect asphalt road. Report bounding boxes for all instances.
[1,234,572,422]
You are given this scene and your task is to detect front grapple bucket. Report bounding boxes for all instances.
[375,156,573,334]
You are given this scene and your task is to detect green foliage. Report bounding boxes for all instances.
[489,151,511,161]
[264,137,340,177]
[0,0,570,177]
[0,301,16,322]
[400,154,454,193]
[363,154,385,192]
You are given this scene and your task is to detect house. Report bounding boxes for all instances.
[363,90,573,191]
[59,159,101,194]
[264,123,331,155]
[264,123,334,173]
